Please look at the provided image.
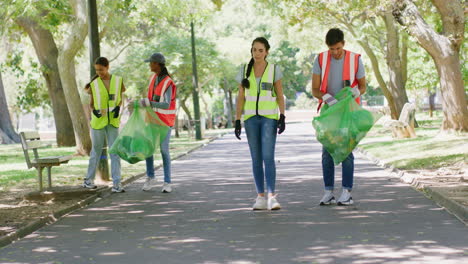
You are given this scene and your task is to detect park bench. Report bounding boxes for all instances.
[385,103,416,138]
[19,131,73,192]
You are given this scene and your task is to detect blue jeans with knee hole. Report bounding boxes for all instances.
[244,116,278,194]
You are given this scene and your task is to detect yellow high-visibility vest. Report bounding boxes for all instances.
[90,75,122,129]
[243,63,278,121]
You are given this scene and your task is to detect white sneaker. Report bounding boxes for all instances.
[337,189,354,205]
[111,184,125,193]
[252,196,267,210]
[268,195,281,210]
[142,177,156,191]
[319,190,336,206]
[82,180,97,189]
[161,182,172,193]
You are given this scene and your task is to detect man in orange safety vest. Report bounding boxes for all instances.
[312,28,367,206]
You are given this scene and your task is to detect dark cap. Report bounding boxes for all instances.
[144,52,166,64]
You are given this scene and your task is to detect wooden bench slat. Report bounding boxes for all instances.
[19,130,74,191]
[24,140,43,150]
[32,155,73,164]
[21,131,40,140]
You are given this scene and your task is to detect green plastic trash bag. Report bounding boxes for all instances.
[312,87,374,165]
[109,102,170,164]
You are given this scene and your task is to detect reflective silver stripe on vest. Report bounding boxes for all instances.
[160,78,171,102]
[148,74,157,87]
[349,52,356,85]
[243,63,275,84]
[93,79,102,110]
[112,76,121,98]
[244,108,278,115]
[245,95,276,102]
[320,52,328,81]
[243,63,277,118]
[152,108,177,114]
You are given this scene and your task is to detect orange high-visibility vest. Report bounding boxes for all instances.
[317,50,361,111]
[147,74,177,126]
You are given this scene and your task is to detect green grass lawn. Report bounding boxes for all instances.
[0,128,230,192]
[358,111,468,170]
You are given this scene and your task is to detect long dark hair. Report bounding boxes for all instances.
[241,37,271,89]
[85,57,110,89]
[159,63,171,78]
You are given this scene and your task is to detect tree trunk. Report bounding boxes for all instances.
[57,0,92,155]
[382,10,410,119]
[400,32,408,86]
[342,22,400,119]
[0,71,20,144]
[429,92,436,118]
[196,76,214,129]
[180,96,193,121]
[199,93,212,129]
[179,95,194,137]
[223,77,233,128]
[435,54,467,131]
[15,17,76,147]
[393,0,468,132]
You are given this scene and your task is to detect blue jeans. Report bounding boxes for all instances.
[322,148,354,190]
[244,116,278,194]
[85,125,121,186]
[145,127,172,183]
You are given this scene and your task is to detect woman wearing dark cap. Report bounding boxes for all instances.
[138,53,177,193]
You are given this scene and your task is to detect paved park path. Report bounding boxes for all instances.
[1,122,467,264]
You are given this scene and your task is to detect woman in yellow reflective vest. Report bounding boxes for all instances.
[82,57,126,193]
[234,37,286,210]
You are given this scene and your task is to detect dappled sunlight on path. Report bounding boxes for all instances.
[0,123,466,264]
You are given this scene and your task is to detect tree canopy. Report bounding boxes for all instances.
[0,0,466,147]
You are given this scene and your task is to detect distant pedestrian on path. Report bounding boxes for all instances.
[234,37,286,210]
[312,28,367,205]
[135,52,177,193]
[82,57,126,193]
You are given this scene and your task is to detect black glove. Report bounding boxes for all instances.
[278,114,286,134]
[234,120,241,140]
[92,109,102,118]
[111,106,120,118]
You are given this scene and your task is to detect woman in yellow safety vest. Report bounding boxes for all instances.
[82,57,126,193]
[234,37,286,210]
